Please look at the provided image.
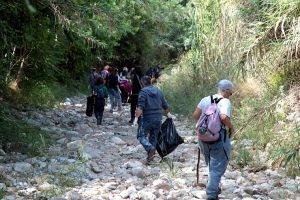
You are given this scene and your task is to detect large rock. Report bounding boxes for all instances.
[13,162,33,173]
[67,140,83,151]
[79,146,102,160]
[111,136,126,145]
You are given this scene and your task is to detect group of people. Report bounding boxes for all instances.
[89,64,233,200]
[88,64,163,125]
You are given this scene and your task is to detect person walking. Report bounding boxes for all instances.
[89,64,103,93]
[128,67,143,123]
[94,77,108,125]
[133,76,174,163]
[120,67,128,79]
[192,80,234,200]
[106,67,122,113]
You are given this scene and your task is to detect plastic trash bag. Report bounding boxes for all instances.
[156,118,184,158]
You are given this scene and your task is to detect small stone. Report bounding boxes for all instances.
[38,182,55,192]
[66,191,81,200]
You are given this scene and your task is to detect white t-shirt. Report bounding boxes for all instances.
[197,94,231,117]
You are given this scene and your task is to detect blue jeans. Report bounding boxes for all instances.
[108,88,122,112]
[137,118,161,153]
[198,129,230,199]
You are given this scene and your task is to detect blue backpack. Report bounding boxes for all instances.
[146,67,154,77]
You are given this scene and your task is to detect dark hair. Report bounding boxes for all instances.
[141,76,152,86]
[95,77,104,85]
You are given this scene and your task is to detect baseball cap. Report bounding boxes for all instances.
[218,79,233,91]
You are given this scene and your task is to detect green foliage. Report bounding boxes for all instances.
[158,0,300,176]
[22,82,56,107]
[160,157,181,178]
[235,104,274,147]
[115,0,189,67]
[269,124,300,177]
[0,102,54,156]
[232,81,300,176]
[159,65,216,115]
[0,0,189,97]
[232,146,252,168]
[239,0,299,25]
[159,0,243,114]
[18,79,89,108]
[0,189,4,200]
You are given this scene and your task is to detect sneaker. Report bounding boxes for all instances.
[147,148,156,162]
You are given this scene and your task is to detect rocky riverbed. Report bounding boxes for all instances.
[0,94,299,200]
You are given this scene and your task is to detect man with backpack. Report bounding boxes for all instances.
[133,76,174,164]
[192,80,234,200]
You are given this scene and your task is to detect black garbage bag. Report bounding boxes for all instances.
[156,118,184,158]
[86,95,95,117]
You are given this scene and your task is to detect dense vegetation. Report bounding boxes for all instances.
[0,0,188,101]
[0,0,299,177]
[160,0,300,176]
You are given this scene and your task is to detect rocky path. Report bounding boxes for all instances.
[0,94,299,200]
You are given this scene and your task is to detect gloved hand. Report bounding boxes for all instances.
[167,112,175,119]
[132,117,138,127]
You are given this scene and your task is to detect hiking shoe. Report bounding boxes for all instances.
[207,196,219,200]
[97,118,101,125]
[147,148,156,162]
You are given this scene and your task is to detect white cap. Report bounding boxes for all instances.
[218,80,233,91]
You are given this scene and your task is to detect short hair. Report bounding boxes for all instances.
[95,77,104,85]
[141,76,152,86]
[218,80,233,92]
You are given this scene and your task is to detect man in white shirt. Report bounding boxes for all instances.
[192,80,234,200]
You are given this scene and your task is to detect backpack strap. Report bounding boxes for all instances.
[215,97,223,104]
[210,95,214,104]
[211,95,223,104]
